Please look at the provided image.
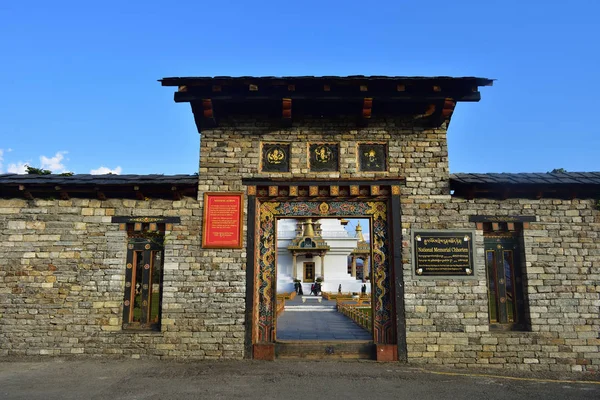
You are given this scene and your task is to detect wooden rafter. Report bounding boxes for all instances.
[362,98,373,119]
[238,180,405,200]
[171,186,182,201]
[202,99,214,119]
[134,186,144,200]
[54,186,69,200]
[19,185,34,200]
[177,91,480,103]
[282,98,292,119]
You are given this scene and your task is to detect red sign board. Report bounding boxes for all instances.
[202,192,244,248]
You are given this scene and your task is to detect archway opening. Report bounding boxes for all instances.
[275,217,374,343]
[250,198,399,360]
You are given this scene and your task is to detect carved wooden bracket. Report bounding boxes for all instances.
[414,104,436,120]
[441,98,456,121]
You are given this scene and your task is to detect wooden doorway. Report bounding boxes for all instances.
[245,190,404,362]
[303,262,315,282]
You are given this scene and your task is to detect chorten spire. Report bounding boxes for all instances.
[355,222,365,242]
[303,218,316,238]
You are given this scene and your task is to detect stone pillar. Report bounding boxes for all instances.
[292,253,297,280]
[320,253,325,280]
[351,256,357,277]
[363,256,369,282]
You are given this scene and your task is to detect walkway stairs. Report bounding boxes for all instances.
[284,306,336,312]
[275,341,375,359]
[277,295,374,359]
[283,296,335,312]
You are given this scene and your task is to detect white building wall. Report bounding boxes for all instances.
[276,218,371,294]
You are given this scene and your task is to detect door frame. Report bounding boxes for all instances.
[243,179,406,362]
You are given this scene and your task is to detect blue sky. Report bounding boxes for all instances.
[1,0,598,175]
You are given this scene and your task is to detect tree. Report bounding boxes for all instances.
[25,165,52,175]
[25,165,73,176]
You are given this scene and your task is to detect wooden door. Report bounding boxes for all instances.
[303,262,315,282]
[484,236,525,327]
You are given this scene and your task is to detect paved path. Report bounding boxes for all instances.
[277,296,372,340]
[1,359,598,400]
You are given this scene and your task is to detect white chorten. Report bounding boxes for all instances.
[276,218,371,294]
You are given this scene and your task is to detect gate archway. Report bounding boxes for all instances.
[244,181,406,361]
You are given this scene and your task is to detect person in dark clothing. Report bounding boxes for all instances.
[310,284,315,295]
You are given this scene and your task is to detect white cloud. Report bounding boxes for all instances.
[7,162,28,174]
[40,151,68,173]
[1,150,69,174]
[90,166,122,175]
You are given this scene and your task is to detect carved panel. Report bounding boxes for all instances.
[358,143,387,172]
[261,143,290,173]
[309,143,339,172]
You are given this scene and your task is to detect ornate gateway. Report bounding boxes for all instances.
[244,180,405,361]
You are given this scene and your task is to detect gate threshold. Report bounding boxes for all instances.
[275,340,375,360]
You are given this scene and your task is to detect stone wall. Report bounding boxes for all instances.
[401,197,600,372]
[1,115,598,371]
[0,197,246,359]
[198,117,449,192]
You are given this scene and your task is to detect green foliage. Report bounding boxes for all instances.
[59,172,74,176]
[550,168,567,173]
[25,165,52,175]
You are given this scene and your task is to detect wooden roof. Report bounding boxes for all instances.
[450,172,600,200]
[160,75,493,132]
[0,174,198,200]
[2,172,597,201]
